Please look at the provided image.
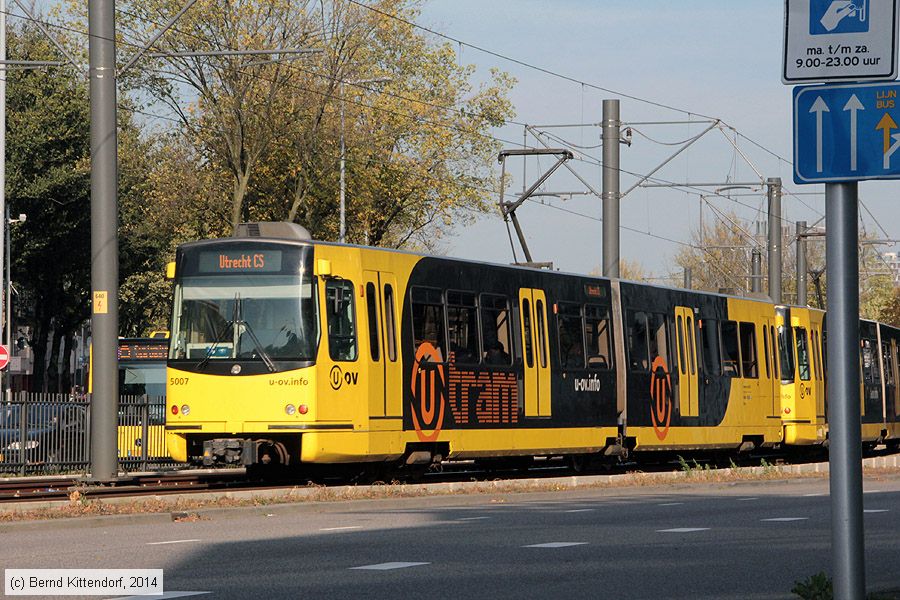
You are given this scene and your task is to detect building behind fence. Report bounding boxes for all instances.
[0,392,182,475]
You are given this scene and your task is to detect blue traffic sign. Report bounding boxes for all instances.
[809,0,868,35]
[793,81,900,183]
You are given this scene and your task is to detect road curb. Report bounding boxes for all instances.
[0,455,898,527]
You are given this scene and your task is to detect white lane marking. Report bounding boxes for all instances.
[113,593,210,599]
[146,539,201,546]
[761,517,809,522]
[737,497,759,502]
[320,526,363,531]
[864,509,890,513]
[351,562,430,571]
[523,542,589,548]
[456,516,491,521]
[804,493,827,497]
[658,502,684,506]
[864,490,884,494]
[657,528,710,533]
[564,509,596,513]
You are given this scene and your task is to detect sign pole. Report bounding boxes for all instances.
[825,181,865,600]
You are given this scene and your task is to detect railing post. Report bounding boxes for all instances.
[141,395,149,471]
[17,391,25,476]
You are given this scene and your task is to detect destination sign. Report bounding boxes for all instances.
[118,340,168,361]
[197,250,283,273]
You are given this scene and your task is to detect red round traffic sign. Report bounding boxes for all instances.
[0,345,10,370]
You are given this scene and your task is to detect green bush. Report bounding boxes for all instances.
[792,572,832,600]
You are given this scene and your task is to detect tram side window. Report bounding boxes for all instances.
[812,330,822,380]
[522,298,534,368]
[739,322,758,379]
[883,343,895,386]
[676,315,686,375]
[770,325,779,380]
[627,311,650,371]
[535,300,548,368]
[763,325,771,379]
[720,321,740,377]
[809,330,817,380]
[700,319,720,375]
[326,280,357,361]
[861,339,880,386]
[411,286,446,360]
[558,303,585,369]
[447,291,479,364]
[384,284,397,362]
[649,313,671,370]
[685,314,697,375]
[795,327,811,381]
[585,304,612,370]
[366,283,380,362]
[778,325,795,381]
[481,294,512,366]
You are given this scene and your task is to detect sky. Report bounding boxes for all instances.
[416,0,900,282]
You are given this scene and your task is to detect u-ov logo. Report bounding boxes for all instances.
[650,355,673,440]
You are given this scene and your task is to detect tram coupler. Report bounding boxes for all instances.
[202,438,256,466]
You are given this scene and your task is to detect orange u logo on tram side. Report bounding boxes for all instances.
[410,342,447,442]
[650,355,672,440]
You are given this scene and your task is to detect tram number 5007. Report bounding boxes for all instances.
[169,377,190,386]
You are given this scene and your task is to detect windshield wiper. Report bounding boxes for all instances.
[233,294,276,372]
[196,293,240,371]
[196,319,233,371]
[236,319,277,372]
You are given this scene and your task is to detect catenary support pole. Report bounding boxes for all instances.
[797,220,808,306]
[826,182,864,600]
[767,177,782,303]
[751,248,762,294]
[683,267,691,290]
[88,0,119,482]
[602,99,620,278]
[0,0,6,396]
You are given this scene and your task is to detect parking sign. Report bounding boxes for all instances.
[783,0,898,83]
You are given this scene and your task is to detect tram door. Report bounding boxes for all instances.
[519,288,551,417]
[363,270,402,418]
[674,306,698,417]
[890,339,900,432]
[810,318,826,420]
[762,317,780,418]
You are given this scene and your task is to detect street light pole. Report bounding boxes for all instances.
[339,80,346,243]
[338,77,390,244]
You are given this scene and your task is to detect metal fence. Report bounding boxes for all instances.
[0,392,182,475]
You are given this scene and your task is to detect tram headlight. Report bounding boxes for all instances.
[180,405,191,416]
[285,404,296,416]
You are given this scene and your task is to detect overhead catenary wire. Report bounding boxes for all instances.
[6,5,801,213]
[4,3,885,282]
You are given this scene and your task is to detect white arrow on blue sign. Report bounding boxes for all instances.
[794,82,900,184]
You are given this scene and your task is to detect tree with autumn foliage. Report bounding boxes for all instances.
[105,0,514,248]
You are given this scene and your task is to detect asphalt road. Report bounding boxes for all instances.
[2,474,900,599]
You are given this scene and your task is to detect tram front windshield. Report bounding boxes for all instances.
[170,262,318,363]
[120,363,166,396]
